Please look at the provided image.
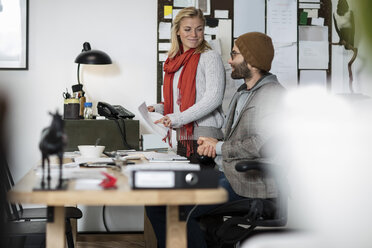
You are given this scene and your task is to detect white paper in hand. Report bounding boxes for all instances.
[138,102,169,139]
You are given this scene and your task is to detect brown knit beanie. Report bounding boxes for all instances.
[235,32,274,72]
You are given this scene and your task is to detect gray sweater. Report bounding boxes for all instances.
[154,49,225,139]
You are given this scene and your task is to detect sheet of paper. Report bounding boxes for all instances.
[267,0,297,43]
[234,0,265,37]
[164,5,172,19]
[299,41,329,69]
[270,42,298,89]
[159,22,171,40]
[209,39,222,55]
[214,10,229,19]
[143,151,188,162]
[299,0,320,2]
[300,70,327,88]
[299,3,320,9]
[75,179,103,190]
[304,9,318,18]
[196,0,210,15]
[172,9,182,20]
[74,157,113,164]
[204,34,212,41]
[216,19,232,66]
[204,26,218,35]
[142,134,169,150]
[299,26,328,41]
[158,42,171,51]
[158,53,168,62]
[174,0,195,8]
[298,26,328,69]
[138,102,169,139]
[35,167,107,179]
[311,17,324,26]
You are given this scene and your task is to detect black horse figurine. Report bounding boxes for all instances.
[39,111,67,189]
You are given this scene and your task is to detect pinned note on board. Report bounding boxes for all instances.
[164,5,172,19]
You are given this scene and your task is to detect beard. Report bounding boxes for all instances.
[231,60,252,80]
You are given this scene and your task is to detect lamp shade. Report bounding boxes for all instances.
[74,42,112,64]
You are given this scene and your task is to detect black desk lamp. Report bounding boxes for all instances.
[74,42,112,85]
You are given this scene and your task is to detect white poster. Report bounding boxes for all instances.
[234,0,265,37]
[300,70,327,89]
[159,22,171,40]
[267,0,297,43]
[271,43,298,89]
[173,0,195,8]
[216,19,232,66]
[299,26,329,69]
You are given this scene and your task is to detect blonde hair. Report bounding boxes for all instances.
[168,7,211,58]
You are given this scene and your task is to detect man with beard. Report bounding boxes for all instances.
[197,32,285,188]
[195,32,286,245]
[198,32,284,169]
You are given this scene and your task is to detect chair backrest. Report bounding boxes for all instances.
[0,155,23,221]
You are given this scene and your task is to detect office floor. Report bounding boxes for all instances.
[76,233,145,248]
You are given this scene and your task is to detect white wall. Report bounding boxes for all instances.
[0,0,157,181]
[0,0,157,231]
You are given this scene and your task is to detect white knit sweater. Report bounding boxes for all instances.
[154,49,225,139]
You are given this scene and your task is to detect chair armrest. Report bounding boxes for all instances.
[235,161,272,173]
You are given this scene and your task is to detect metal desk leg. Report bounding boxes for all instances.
[166,205,186,248]
[46,206,66,248]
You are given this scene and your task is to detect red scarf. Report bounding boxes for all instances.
[163,48,201,156]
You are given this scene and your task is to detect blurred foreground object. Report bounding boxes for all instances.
[39,111,67,189]
[242,87,372,248]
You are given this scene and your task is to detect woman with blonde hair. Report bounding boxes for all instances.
[146,7,225,248]
[148,6,225,164]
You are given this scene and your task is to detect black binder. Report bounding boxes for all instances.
[131,169,220,189]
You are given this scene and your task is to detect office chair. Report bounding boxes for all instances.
[200,160,288,248]
[1,156,82,248]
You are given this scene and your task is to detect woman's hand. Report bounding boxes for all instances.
[147,106,155,112]
[154,116,172,127]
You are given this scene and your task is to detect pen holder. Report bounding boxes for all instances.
[64,99,80,119]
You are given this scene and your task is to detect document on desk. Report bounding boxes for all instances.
[143,151,189,163]
[138,102,169,139]
[35,167,106,180]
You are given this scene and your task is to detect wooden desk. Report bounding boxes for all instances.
[8,163,227,248]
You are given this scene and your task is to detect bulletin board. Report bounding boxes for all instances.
[156,0,234,102]
[156,0,333,98]
[266,0,332,90]
[297,0,333,90]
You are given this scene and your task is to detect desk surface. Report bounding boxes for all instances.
[8,159,227,206]
[8,155,227,248]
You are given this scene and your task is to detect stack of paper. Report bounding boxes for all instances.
[143,151,189,163]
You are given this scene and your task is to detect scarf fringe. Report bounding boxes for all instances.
[179,126,194,157]
[162,129,173,148]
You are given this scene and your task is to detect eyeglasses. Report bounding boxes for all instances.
[230,50,241,59]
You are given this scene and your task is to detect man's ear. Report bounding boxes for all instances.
[247,63,258,72]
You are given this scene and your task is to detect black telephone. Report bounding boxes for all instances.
[97,102,135,119]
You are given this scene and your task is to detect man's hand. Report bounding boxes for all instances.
[154,116,172,127]
[197,137,218,158]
